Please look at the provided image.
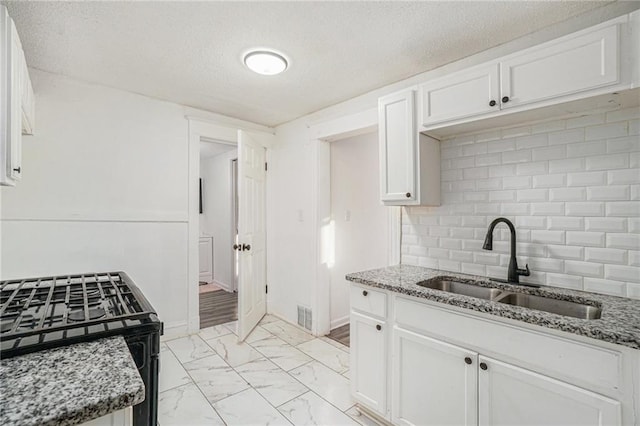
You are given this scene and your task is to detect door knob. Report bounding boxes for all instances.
[242,244,251,251]
[405,192,411,198]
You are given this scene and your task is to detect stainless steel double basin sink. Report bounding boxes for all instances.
[417,278,602,320]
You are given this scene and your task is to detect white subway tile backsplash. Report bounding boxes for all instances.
[566,141,607,158]
[566,231,604,247]
[404,113,639,297]
[608,169,640,185]
[502,176,531,189]
[583,278,626,297]
[531,230,565,245]
[546,273,583,290]
[548,128,584,145]
[606,233,640,250]
[549,187,586,202]
[585,248,627,264]
[587,185,629,201]
[532,145,566,162]
[530,202,564,216]
[564,261,603,278]
[585,122,627,141]
[606,202,640,217]
[547,245,583,260]
[516,161,548,176]
[627,283,640,300]
[549,158,585,173]
[606,135,640,154]
[585,153,629,171]
[565,202,605,217]
[567,171,607,187]
[516,134,548,150]
[502,150,532,164]
[548,216,583,231]
[533,174,566,188]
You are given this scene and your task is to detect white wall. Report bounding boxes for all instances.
[199,149,237,290]
[0,70,191,336]
[402,109,640,298]
[329,132,389,328]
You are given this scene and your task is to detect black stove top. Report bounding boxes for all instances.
[1,271,161,358]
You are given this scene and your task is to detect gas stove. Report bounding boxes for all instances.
[0,271,162,425]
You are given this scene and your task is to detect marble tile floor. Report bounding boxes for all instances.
[158,316,379,426]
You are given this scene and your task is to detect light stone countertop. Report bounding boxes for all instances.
[346,264,640,350]
[0,336,145,426]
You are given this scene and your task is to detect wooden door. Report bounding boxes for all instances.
[236,130,267,341]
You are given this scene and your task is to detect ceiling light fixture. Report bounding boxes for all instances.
[243,50,288,75]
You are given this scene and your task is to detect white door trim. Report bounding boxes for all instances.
[187,118,273,335]
[311,108,401,337]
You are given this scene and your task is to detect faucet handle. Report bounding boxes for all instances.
[518,264,531,277]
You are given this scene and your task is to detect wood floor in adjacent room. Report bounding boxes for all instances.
[199,290,238,329]
[327,324,350,347]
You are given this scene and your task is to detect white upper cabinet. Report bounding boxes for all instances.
[416,15,631,131]
[378,88,440,206]
[500,24,620,110]
[379,88,416,204]
[419,63,500,126]
[1,5,34,186]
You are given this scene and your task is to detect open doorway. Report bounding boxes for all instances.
[198,139,239,328]
[327,131,390,346]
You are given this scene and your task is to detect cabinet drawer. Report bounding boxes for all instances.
[394,296,621,393]
[351,285,387,318]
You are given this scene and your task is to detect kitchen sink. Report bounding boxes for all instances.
[416,277,602,320]
[495,293,602,319]
[416,279,503,301]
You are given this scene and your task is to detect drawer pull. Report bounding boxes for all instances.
[376,324,382,331]
[480,362,488,370]
[464,357,472,365]
[362,290,368,296]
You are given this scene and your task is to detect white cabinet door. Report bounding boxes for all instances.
[6,14,21,182]
[351,311,387,417]
[20,50,34,135]
[379,88,416,204]
[478,356,621,426]
[198,237,213,283]
[418,63,499,126]
[392,327,478,426]
[500,24,620,110]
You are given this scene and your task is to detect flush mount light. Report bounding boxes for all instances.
[243,50,288,75]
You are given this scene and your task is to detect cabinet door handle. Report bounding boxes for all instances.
[405,192,411,198]
[362,290,368,296]
[501,96,510,103]
[242,244,251,251]
[233,244,240,250]
[376,324,382,331]
[464,357,472,365]
[489,100,496,107]
[13,167,21,173]
[480,362,488,370]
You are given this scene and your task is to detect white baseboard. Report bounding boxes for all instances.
[330,315,350,331]
[161,320,190,341]
[212,279,232,292]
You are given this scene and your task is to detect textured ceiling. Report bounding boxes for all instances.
[6,1,614,126]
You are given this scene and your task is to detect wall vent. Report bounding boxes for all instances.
[297,305,312,331]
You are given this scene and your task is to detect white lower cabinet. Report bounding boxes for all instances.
[392,327,477,426]
[350,311,387,417]
[478,356,620,426]
[80,407,132,426]
[349,285,636,426]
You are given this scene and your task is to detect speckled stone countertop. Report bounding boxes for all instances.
[346,264,640,350]
[0,336,145,426]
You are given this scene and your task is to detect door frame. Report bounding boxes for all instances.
[187,117,273,334]
[310,108,402,337]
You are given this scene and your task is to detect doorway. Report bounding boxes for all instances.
[327,131,390,345]
[198,140,239,328]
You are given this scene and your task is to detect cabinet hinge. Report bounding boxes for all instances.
[265,284,268,294]
[265,162,268,171]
